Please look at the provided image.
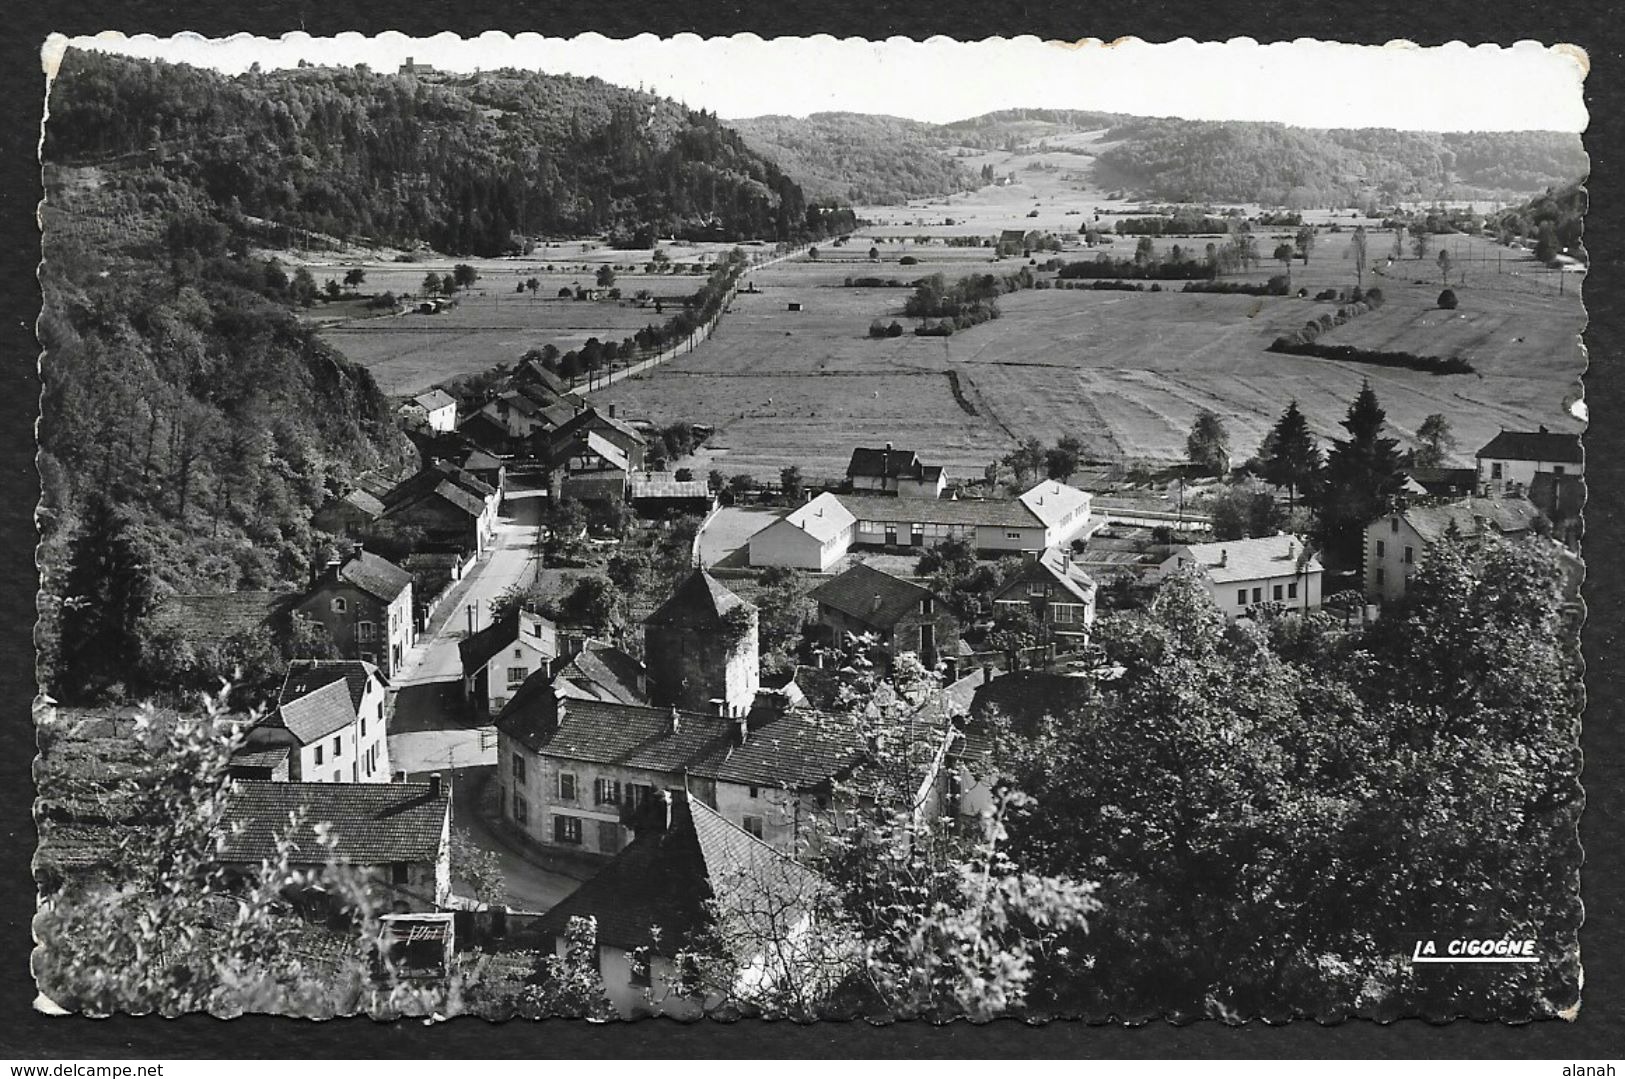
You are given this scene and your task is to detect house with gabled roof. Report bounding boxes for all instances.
[1156,533,1323,620]
[809,562,957,670]
[553,639,652,705]
[846,444,946,499]
[991,546,1098,642]
[533,791,842,1018]
[404,389,459,433]
[1363,496,1542,604]
[294,550,416,678]
[458,609,559,715]
[313,488,386,539]
[379,462,499,557]
[1476,427,1583,497]
[513,356,572,398]
[215,777,451,912]
[231,660,391,783]
[629,471,716,518]
[748,492,856,572]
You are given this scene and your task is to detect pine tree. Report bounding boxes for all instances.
[55,496,158,700]
[1318,382,1406,569]
[1260,401,1323,508]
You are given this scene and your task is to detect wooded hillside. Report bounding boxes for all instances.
[729,112,974,204]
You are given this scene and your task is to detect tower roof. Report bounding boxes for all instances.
[645,568,752,629]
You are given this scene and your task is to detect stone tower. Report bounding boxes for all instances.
[643,569,760,716]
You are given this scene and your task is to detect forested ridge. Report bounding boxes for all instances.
[728,112,974,204]
[1093,118,1587,205]
[46,50,848,255]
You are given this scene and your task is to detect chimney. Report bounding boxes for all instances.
[608,404,616,418]
[428,773,442,798]
[872,593,883,613]
[392,770,407,783]
[669,705,681,734]
[1219,550,1228,567]
[713,698,727,717]
[734,716,749,745]
[466,603,477,635]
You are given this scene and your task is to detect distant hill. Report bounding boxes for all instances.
[727,107,1584,210]
[729,112,975,204]
[1092,118,1587,206]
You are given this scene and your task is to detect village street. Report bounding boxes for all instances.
[386,479,546,776]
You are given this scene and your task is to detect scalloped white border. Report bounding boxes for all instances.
[41,33,1587,132]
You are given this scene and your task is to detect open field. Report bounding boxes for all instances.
[596,220,1584,480]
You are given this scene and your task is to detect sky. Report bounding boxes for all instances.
[46,33,1588,133]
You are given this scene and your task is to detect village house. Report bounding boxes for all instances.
[1476,427,1583,496]
[809,562,958,670]
[495,686,867,859]
[1363,496,1541,604]
[839,479,1092,556]
[643,569,761,717]
[378,462,499,557]
[846,444,946,498]
[215,777,451,913]
[294,549,416,678]
[629,471,717,518]
[552,639,652,705]
[533,792,837,1018]
[990,546,1098,642]
[312,488,385,539]
[458,608,560,715]
[1400,465,1478,500]
[403,388,458,433]
[455,411,516,457]
[748,492,857,572]
[1156,533,1323,620]
[231,660,391,784]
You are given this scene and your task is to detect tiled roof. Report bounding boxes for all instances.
[1168,534,1321,584]
[646,569,751,629]
[230,746,292,771]
[1018,481,1091,531]
[809,562,936,630]
[453,447,503,472]
[274,678,357,745]
[1476,430,1582,464]
[777,493,857,544]
[150,592,295,647]
[838,493,1038,530]
[562,472,629,501]
[352,472,396,500]
[629,472,714,501]
[847,446,927,480]
[514,360,569,396]
[382,465,491,518]
[341,489,385,517]
[1400,497,1541,544]
[581,431,631,473]
[555,640,649,705]
[282,659,382,712]
[412,389,458,412]
[499,695,864,792]
[336,550,414,602]
[216,781,449,866]
[456,412,512,451]
[534,796,824,952]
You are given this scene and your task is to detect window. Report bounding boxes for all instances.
[1391,518,1400,533]
[331,597,347,614]
[1005,531,1023,540]
[492,697,507,711]
[507,667,527,686]
[1273,584,1283,601]
[1236,588,1247,606]
[627,784,653,810]
[1375,540,1386,558]
[749,785,760,799]
[1491,462,1504,480]
[361,716,366,737]
[743,815,765,840]
[558,772,577,802]
[1051,603,1080,625]
[314,745,323,766]
[1028,581,1047,597]
[1251,587,1262,604]
[514,647,524,658]
[553,815,583,844]
[512,753,526,784]
[391,864,409,886]
[1554,465,1567,476]
[512,792,528,823]
[334,770,342,783]
[357,621,376,642]
[333,736,342,757]
[919,597,933,615]
[1375,568,1386,586]
[595,778,622,805]
[1287,582,1298,599]
[1403,546,1415,565]
[628,947,653,988]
